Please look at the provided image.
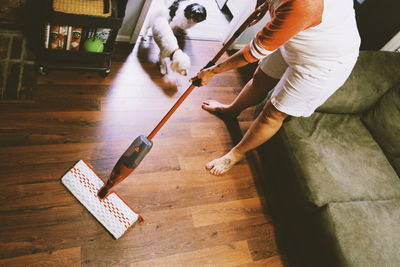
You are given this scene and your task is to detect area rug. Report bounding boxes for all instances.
[0,29,36,100]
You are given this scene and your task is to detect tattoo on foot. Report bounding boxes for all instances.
[223,158,231,170]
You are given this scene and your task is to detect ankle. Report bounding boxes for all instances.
[230,147,245,159]
[225,105,241,116]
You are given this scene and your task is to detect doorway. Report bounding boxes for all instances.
[130,0,257,44]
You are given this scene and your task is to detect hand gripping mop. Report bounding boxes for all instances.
[61,3,269,239]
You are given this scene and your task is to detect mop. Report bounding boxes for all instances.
[61,160,141,239]
[61,2,269,239]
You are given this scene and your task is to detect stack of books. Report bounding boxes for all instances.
[44,23,111,51]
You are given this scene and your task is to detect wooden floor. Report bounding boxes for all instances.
[0,39,287,266]
[182,0,231,41]
[143,0,231,41]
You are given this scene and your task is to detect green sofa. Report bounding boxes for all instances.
[257,51,400,267]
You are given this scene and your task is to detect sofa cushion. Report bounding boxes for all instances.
[278,112,400,208]
[316,51,400,114]
[362,86,400,176]
[317,199,400,267]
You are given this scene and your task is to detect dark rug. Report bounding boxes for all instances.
[0,29,36,100]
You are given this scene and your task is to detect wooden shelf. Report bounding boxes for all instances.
[40,48,111,62]
[38,0,125,75]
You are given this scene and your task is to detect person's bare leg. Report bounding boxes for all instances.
[206,100,288,175]
[202,68,279,117]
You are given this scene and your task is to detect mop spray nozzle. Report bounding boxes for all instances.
[98,135,153,199]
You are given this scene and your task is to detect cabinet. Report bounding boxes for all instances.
[38,0,125,76]
[354,0,400,50]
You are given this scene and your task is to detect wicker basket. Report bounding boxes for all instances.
[53,0,112,17]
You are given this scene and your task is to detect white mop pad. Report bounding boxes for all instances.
[61,160,141,239]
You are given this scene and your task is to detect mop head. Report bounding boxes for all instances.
[61,160,140,239]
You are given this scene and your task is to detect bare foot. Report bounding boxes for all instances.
[202,100,238,117]
[205,149,244,176]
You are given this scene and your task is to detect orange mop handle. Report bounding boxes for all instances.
[147,84,196,141]
[147,2,269,141]
[98,3,269,199]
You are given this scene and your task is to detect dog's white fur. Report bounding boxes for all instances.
[168,0,204,33]
[144,2,191,76]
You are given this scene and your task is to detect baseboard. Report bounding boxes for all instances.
[381,31,400,52]
[116,34,131,43]
[229,43,246,50]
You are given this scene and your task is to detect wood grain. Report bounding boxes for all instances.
[130,241,253,267]
[0,40,286,266]
[190,198,266,227]
[0,247,81,267]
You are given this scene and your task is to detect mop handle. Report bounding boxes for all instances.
[147,2,269,141]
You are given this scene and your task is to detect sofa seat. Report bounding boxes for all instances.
[257,51,400,267]
[277,112,400,209]
[362,86,400,175]
[317,199,400,267]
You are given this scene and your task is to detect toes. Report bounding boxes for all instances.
[208,165,225,176]
[205,160,214,170]
[212,168,220,176]
[216,168,224,176]
[206,161,221,176]
[210,167,220,176]
[202,101,212,111]
[206,156,233,176]
[201,104,209,110]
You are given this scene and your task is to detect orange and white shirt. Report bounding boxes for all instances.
[243,0,360,66]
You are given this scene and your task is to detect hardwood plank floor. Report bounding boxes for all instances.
[0,40,287,266]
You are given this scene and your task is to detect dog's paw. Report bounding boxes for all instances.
[160,65,167,75]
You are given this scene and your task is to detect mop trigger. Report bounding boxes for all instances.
[121,135,153,170]
[97,135,153,199]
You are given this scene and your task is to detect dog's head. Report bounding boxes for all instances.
[171,49,191,76]
[184,3,207,23]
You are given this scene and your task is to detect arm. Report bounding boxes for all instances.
[190,48,249,86]
[192,0,322,86]
[211,49,249,74]
[243,0,322,62]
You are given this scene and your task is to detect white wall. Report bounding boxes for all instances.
[222,0,271,50]
[117,0,145,42]
[231,11,271,49]
[116,0,271,46]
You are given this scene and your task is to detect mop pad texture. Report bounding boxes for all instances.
[61,160,139,239]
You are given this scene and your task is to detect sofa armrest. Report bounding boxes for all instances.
[316,51,400,114]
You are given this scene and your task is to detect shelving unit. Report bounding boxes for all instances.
[38,0,125,76]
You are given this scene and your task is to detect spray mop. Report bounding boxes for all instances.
[61,3,269,239]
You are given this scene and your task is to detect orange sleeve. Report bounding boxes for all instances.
[243,0,323,63]
[243,44,259,63]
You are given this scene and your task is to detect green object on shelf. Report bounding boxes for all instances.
[83,38,104,53]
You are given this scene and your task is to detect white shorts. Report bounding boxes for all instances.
[259,48,357,117]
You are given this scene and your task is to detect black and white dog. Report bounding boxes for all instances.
[167,0,207,35]
[144,1,191,75]
[142,0,206,76]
